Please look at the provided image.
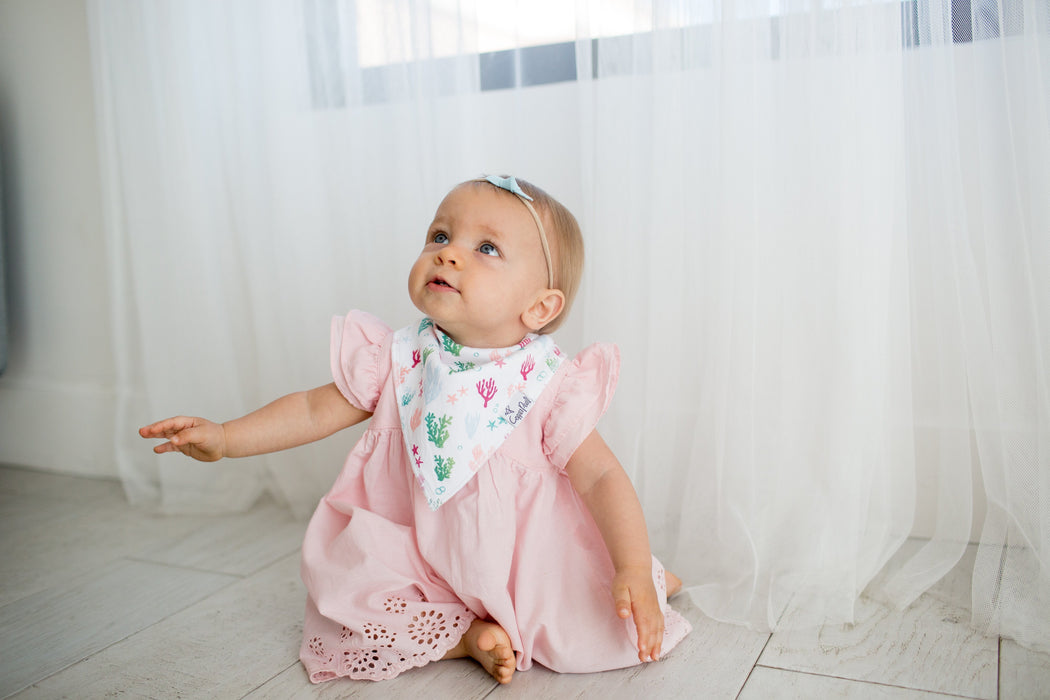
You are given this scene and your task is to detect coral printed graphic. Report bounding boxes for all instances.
[434,455,454,481]
[441,334,463,356]
[476,378,497,407]
[425,413,452,448]
[423,361,443,404]
[470,444,488,471]
[464,412,480,438]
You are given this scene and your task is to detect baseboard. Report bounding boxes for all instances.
[0,377,118,478]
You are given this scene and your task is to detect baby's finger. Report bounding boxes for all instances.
[613,584,633,620]
[140,416,190,439]
[634,604,664,661]
[647,618,664,661]
[139,423,166,438]
[152,440,179,455]
[635,618,655,661]
[169,425,211,449]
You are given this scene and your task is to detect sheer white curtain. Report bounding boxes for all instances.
[89,0,1049,650]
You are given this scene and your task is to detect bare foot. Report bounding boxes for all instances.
[443,618,516,684]
[666,571,683,598]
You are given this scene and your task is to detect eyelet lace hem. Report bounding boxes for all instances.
[304,597,476,683]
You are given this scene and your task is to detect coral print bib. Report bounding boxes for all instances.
[392,318,565,510]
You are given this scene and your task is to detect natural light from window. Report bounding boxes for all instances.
[354,1,667,67]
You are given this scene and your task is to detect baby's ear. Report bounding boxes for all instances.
[522,289,565,332]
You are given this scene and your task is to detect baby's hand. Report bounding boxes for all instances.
[139,416,226,462]
[612,566,665,662]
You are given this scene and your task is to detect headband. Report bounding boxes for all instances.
[475,176,555,289]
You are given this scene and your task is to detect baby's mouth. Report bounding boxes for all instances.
[429,276,457,291]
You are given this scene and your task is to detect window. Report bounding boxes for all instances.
[306,0,1026,108]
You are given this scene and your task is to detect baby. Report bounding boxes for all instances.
[140,176,690,684]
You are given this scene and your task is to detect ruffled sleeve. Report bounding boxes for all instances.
[543,343,620,470]
[330,311,393,412]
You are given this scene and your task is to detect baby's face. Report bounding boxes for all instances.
[408,183,551,348]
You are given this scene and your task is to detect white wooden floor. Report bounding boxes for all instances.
[1,464,1047,699]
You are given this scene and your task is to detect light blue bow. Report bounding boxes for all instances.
[484,175,533,201]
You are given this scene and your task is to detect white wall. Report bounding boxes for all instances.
[0,0,117,477]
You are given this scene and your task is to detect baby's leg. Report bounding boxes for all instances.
[666,571,683,598]
[442,618,516,684]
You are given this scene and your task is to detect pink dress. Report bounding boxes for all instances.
[299,311,691,682]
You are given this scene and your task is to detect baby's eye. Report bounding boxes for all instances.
[432,232,449,244]
[478,242,500,257]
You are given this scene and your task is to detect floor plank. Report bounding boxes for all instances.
[999,639,1050,700]
[759,591,998,699]
[244,658,497,699]
[0,558,237,698]
[0,486,215,608]
[12,553,303,700]
[739,666,974,699]
[135,499,307,576]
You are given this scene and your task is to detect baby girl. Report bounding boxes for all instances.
[140,176,690,684]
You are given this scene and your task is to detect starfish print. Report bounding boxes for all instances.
[412,444,419,456]
[415,456,423,467]
[493,357,506,368]
[487,420,497,430]
[458,386,469,397]
[447,393,459,405]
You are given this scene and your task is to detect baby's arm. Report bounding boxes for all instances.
[565,430,665,662]
[139,383,371,462]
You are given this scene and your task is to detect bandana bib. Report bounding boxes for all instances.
[392,318,565,510]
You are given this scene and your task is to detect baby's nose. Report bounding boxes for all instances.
[436,246,463,266]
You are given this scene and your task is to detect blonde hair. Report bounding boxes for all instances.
[467,177,584,334]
